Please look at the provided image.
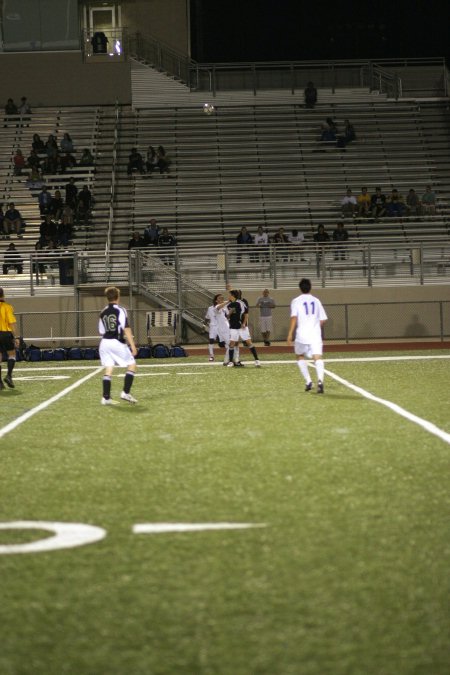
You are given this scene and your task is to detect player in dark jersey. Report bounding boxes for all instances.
[225,289,260,367]
[98,286,138,405]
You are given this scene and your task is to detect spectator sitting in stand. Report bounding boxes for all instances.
[26,166,44,189]
[65,177,78,209]
[127,148,144,175]
[4,203,24,238]
[76,185,93,225]
[156,145,171,175]
[253,225,269,261]
[27,149,42,173]
[421,185,436,216]
[18,96,31,124]
[32,133,45,153]
[314,223,330,244]
[337,119,356,149]
[59,152,76,173]
[145,146,158,174]
[50,190,64,221]
[128,230,146,249]
[40,213,58,242]
[273,227,290,262]
[370,187,387,219]
[319,122,337,145]
[406,188,420,217]
[13,149,26,175]
[341,188,357,218]
[58,205,74,246]
[0,204,4,237]
[304,81,317,108]
[3,242,23,275]
[357,186,371,217]
[157,227,177,247]
[157,227,177,264]
[44,134,59,173]
[332,222,349,260]
[4,98,18,126]
[79,148,94,166]
[236,226,253,263]
[60,133,74,154]
[386,189,405,218]
[143,218,159,246]
[289,228,306,261]
[38,186,52,215]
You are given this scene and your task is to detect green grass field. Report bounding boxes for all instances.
[1,351,450,675]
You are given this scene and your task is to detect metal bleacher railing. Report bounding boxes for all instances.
[122,32,449,99]
[2,240,449,298]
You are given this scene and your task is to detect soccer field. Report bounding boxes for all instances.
[1,351,450,675]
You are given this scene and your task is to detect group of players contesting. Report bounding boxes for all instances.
[0,278,327,405]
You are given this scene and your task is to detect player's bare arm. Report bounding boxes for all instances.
[124,326,138,356]
[287,316,297,345]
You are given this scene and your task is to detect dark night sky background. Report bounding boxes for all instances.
[190,0,450,63]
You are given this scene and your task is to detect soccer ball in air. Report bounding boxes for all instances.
[203,103,215,115]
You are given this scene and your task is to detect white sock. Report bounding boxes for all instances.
[315,359,325,382]
[297,360,310,382]
[235,346,240,362]
[208,344,214,357]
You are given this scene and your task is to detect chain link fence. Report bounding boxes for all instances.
[15,300,450,348]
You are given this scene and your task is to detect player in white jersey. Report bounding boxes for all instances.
[204,294,230,362]
[287,278,328,393]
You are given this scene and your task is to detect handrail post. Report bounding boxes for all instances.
[290,63,295,95]
[367,244,372,287]
[252,63,257,96]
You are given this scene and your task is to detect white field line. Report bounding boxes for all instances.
[13,353,450,374]
[323,367,450,445]
[133,523,266,534]
[0,367,103,440]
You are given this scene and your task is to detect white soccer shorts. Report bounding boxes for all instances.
[294,340,323,359]
[99,339,136,367]
[230,327,251,343]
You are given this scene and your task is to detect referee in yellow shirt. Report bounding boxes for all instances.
[0,287,19,389]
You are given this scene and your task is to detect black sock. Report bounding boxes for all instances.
[103,376,111,399]
[124,371,134,394]
[7,357,15,377]
[250,346,258,359]
[228,348,234,362]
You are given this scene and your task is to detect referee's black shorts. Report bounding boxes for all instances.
[0,331,15,352]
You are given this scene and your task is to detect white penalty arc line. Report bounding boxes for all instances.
[324,368,450,445]
[133,523,266,534]
[0,367,103,440]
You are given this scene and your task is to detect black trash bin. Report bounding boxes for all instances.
[59,257,74,285]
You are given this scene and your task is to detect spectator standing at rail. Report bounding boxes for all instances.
[256,289,276,346]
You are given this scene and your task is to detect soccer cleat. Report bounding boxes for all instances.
[305,381,313,392]
[235,361,245,367]
[101,397,118,405]
[208,356,215,362]
[317,381,324,394]
[121,392,138,404]
[4,375,14,389]
[254,360,261,367]
[0,379,5,390]
[226,362,234,367]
